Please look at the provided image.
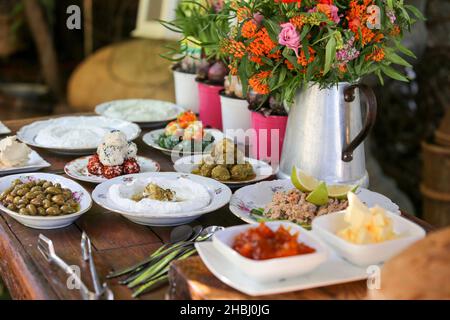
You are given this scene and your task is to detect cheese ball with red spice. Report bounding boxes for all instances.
[102,165,124,179]
[123,158,141,175]
[87,154,104,176]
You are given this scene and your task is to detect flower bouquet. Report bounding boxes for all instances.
[222,0,424,105]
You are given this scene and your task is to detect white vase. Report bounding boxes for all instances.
[220,92,251,136]
[173,69,199,113]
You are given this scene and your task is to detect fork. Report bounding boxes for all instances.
[37,234,98,300]
[81,232,114,300]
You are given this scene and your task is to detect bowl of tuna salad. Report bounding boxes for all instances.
[229,180,401,229]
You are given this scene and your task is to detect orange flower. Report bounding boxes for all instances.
[298,47,316,67]
[236,6,251,22]
[228,63,238,75]
[250,55,264,65]
[390,25,401,36]
[338,64,347,73]
[248,28,277,58]
[249,71,271,95]
[365,47,385,62]
[347,0,376,46]
[224,39,246,59]
[242,20,258,39]
[285,59,294,70]
[290,16,304,29]
[373,33,384,43]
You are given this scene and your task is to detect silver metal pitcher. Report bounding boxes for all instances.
[278,82,377,187]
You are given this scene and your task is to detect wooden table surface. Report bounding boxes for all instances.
[0,115,435,300]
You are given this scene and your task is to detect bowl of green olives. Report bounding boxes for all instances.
[0,173,92,229]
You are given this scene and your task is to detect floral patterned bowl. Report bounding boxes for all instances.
[0,173,92,229]
[92,172,232,227]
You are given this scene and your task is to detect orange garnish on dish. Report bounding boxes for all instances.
[232,222,316,260]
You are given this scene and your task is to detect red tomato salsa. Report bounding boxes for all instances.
[232,223,316,260]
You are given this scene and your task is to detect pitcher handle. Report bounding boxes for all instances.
[342,84,377,162]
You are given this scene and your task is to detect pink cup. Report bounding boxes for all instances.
[197,81,224,130]
[251,111,288,163]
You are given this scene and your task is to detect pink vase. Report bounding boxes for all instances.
[251,111,288,163]
[197,81,224,130]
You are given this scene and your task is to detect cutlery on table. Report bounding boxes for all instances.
[37,234,97,300]
[81,232,114,300]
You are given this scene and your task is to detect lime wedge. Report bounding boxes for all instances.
[291,167,322,192]
[327,184,359,200]
[306,182,329,206]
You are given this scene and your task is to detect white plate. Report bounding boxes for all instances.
[64,156,161,184]
[229,179,401,225]
[195,240,368,296]
[0,173,92,229]
[0,150,51,175]
[17,116,141,155]
[173,155,275,185]
[142,128,224,156]
[0,122,11,135]
[92,172,232,227]
[95,99,185,128]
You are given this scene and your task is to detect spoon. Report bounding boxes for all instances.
[188,225,203,242]
[196,225,225,242]
[169,225,193,244]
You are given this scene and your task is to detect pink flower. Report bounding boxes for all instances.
[253,12,264,25]
[329,5,340,24]
[278,23,300,57]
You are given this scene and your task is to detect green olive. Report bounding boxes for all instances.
[31,186,42,192]
[46,206,61,216]
[18,198,29,206]
[16,188,29,196]
[12,179,22,187]
[30,198,43,206]
[43,199,52,209]
[7,204,16,211]
[19,208,29,215]
[5,195,14,203]
[51,194,65,205]
[37,207,46,216]
[60,205,75,214]
[26,204,37,216]
[62,190,72,200]
[45,187,62,195]
[13,196,21,205]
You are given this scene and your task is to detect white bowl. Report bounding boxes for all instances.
[92,172,232,227]
[212,221,328,283]
[312,211,426,267]
[0,173,92,229]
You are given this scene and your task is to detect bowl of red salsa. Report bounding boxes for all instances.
[212,222,328,282]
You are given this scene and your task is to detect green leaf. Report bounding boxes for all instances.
[324,35,336,75]
[238,56,249,97]
[395,41,417,58]
[386,52,413,68]
[376,70,385,86]
[404,5,426,21]
[380,64,409,82]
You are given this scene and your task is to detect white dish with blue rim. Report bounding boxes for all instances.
[0,173,92,229]
[229,179,401,226]
[92,172,232,226]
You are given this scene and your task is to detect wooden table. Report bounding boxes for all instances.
[0,115,434,300]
